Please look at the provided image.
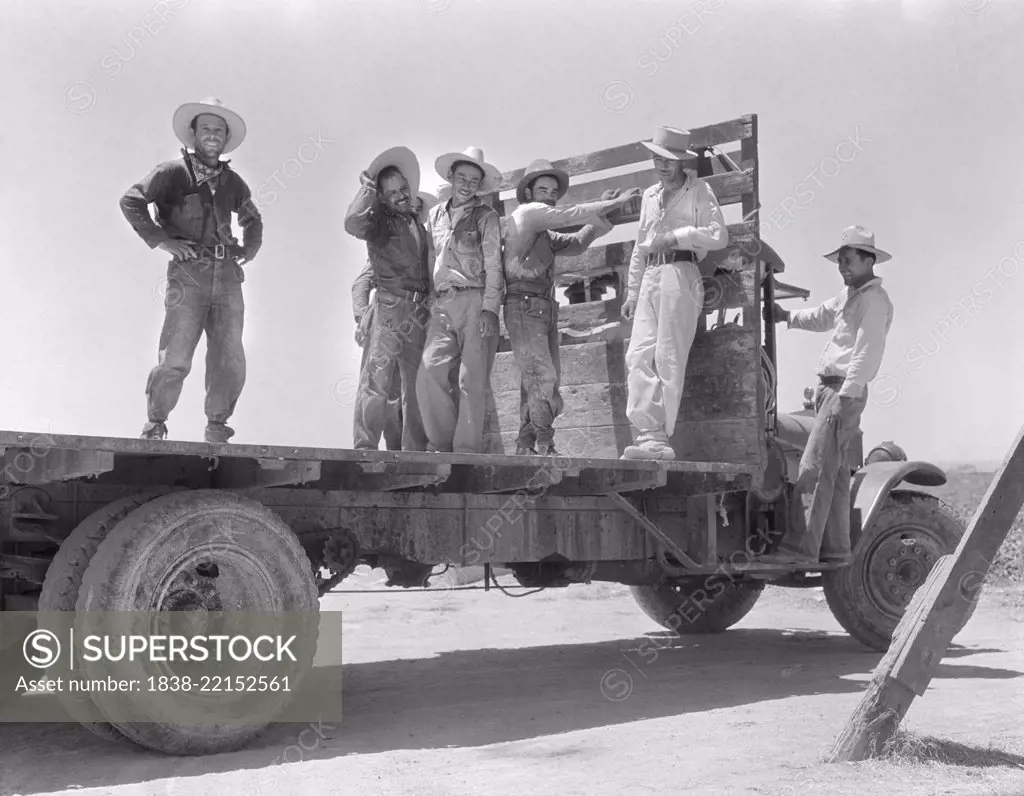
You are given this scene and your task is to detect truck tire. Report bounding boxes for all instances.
[37,488,176,745]
[822,491,974,652]
[631,577,765,634]
[75,489,320,756]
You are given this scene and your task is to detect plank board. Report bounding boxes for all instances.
[495,269,758,345]
[554,222,774,284]
[493,114,755,190]
[552,167,754,218]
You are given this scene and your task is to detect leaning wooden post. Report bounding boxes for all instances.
[825,423,1024,762]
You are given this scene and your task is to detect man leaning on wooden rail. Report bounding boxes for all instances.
[343,146,432,452]
[620,125,729,460]
[503,159,641,455]
[760,226,895,566]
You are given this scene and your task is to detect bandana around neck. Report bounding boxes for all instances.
[184,148,225,187]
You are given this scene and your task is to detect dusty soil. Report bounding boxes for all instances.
[1,568,1023,796]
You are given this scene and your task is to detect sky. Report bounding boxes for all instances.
[2,0,1022,467]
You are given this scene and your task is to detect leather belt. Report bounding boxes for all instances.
[818,375,845,388]
[381,286,429,303]
[432,285,483,299]
[649,250,697,265]
[506,292,553,301]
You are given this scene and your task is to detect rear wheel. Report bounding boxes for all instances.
[823,491,973,651]
[631,576,765,634]
[75,489,320,756]
[37,489,176,745]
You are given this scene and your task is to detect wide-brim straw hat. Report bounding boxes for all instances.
[516,158,570,204]
[641,125,697,160]
[823,225,892,264]
[172,97,247,154]
[367,145,421,196]
[434,146,502,195]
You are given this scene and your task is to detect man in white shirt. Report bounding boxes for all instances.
[621,126,729,460]
[761,225,895,565]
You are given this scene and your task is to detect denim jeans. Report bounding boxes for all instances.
[503,295,562,449]
[356,326,405,451]
[146,258,246,424]
[353,290,429,451]
[776,385,867,560]
[416,289,498,453]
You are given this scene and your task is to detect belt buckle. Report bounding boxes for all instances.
[214,243,225,260]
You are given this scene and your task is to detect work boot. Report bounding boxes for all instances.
[515,443,537,456]
[205,422,235,444]
[621,430,675,461]
[141,421,168,440]
[536,441,559,456]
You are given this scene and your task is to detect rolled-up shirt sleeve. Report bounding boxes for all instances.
[671,182,729,253]
[839,296,891,398]
[788,296,839,333]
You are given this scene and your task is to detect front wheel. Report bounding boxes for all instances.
[631,576,765,634]
[823,491,974,652]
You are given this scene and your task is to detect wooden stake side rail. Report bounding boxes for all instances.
[0,430,754,497]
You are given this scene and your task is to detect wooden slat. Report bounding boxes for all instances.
[491,371,758,431]
[444,463,564,494]
[522,274,754,343]
[554,222,771,284]
[0,447,115,485]
[253,459,322,487]
[491,329,761,419]
[552,167,754,219]
[494,114,755,189]
[566,468,667,495]
[319,461,452,491]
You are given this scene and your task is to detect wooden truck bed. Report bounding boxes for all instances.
[0,429,754,495]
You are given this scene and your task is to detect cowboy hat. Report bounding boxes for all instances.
[172,97,247,154]
[414,190,438,222]
[823,225,892,264]
[641,125,697,160]
[516,158,570,204]
[416,190,439,211]
[434,146,502,194]
[367,146,421,196]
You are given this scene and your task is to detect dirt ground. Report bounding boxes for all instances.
[1,567,1023,796]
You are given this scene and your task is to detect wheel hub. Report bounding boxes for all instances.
[865,528,943,617]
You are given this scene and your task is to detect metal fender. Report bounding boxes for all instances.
[849,460,947,540]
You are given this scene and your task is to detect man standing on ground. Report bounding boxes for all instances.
[120,97,262,443]
[760,226,894,566]
[620,126,729,460]
[503,159,641,455]
[417,147,504,453]
[344,147,431,451]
